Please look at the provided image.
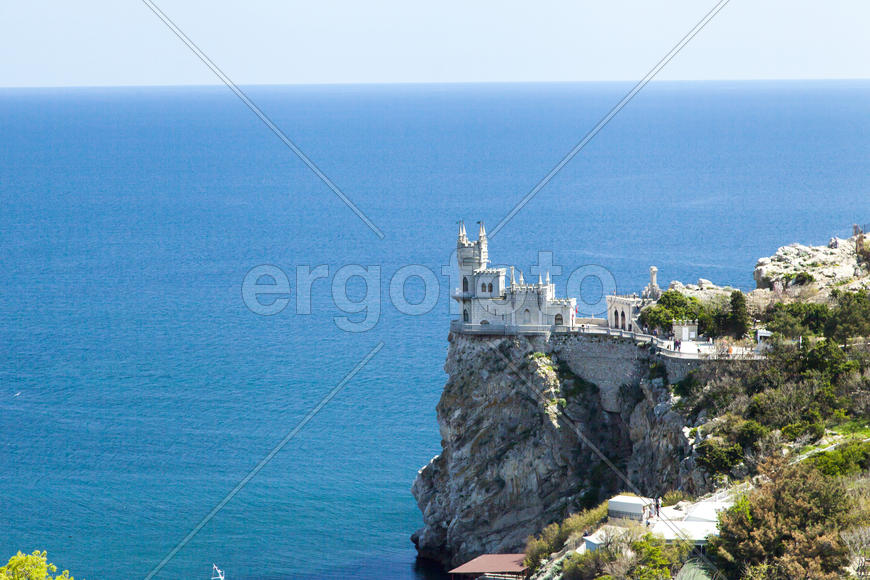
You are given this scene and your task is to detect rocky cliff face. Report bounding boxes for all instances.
[411,332,710,568]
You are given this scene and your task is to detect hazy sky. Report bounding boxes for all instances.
[1,1,868,87]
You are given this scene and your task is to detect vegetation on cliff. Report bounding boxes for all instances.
[524,502,608,571]
[671,290,870,477]
[639,290,750,338]
[709,458,868,579]
[561,532,692,580]
[526,289,870,579]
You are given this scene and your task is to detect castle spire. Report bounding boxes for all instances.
[510,266,515,286]
[459,220,467,238]
[546,271,550,284]
[478,220,486,239]
[519,271,525,285]
[538,273,542,285]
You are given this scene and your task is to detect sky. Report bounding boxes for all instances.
[0,1,868,87]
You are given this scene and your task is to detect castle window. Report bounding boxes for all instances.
[488,282,493,293]
[463,277,469,292]
[463,309,469,322]
[523,309,531,324]
[555,313,563,326]
[481,282,487,293]
[621,311,626,330]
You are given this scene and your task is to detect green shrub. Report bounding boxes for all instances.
[781,421,824,442]
[766,301,831,338]
[562,549,612,580]
[523,501,608,571]
[559,501,608,541]
[736,420,769,449]
[812,440,870,476]
[523,536,551,572]
[696,439,743,473]
[662,489,690,507]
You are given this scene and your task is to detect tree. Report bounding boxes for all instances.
[728,290,750,338]
[0,551,74,580]
[709,459,852,579]
[825,290,870,343]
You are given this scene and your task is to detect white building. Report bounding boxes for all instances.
[584,491,735,552]
[452,221,576,334]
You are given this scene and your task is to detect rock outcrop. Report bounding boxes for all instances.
[411,333,710,568]
[664,236,870,315]
[752,236,865,293]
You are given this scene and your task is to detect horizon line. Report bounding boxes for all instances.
[2,77,870,90]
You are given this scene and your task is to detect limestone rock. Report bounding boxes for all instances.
[412,333,709,568]
[751,235,868,301]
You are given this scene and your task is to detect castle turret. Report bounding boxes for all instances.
[477,221,488,268]
[456,219,487,275]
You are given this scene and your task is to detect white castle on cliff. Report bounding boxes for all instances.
[452,220,576,332]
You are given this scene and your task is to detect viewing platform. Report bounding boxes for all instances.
[449,320,763,361]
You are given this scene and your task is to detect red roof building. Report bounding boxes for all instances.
[447,553,529,579]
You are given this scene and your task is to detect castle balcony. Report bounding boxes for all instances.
[450,320,578,336]
[452,289,473,301]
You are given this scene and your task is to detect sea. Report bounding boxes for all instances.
[1,80,869,579]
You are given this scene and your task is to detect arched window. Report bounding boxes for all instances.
[613,311,619,327]
[523,309,531,324]
[555,313,564,326]
[481,282,487,292]
[621,311,626,330]
[463,277,468,292]
[488,282,493,293]
[463,309,469,322]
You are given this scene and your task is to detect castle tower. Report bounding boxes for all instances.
[456,219,488,276]
[478,221,488,267]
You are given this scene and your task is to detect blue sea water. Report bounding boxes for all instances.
[1,80,869,579]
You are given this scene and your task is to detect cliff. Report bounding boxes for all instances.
[411,332,710,568]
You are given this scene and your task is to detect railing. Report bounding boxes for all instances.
[449,321,555,335]
[450,320,766,360]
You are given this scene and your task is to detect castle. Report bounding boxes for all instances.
[452,221,576,333]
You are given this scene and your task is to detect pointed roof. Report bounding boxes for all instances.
[478,220,486,238]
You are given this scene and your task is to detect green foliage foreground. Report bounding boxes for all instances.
[0,551,74,580]
[709,458,868,580]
